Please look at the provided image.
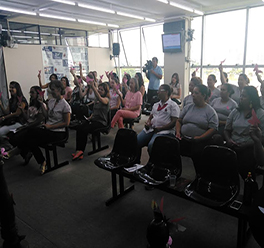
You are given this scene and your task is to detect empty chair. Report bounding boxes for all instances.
[134,136,182,185]
[185,145,240,207]
[94,128,138,170]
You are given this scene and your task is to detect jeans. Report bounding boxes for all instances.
[136,130,175,163]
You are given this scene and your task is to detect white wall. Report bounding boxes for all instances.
[3,45,115,100]
[88,47,115,79]
[163,19,191,101]
[3,45,43,100]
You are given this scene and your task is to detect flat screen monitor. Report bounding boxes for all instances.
[162,33,182,53]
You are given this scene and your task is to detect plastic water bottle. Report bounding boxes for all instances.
[243,172,258,206]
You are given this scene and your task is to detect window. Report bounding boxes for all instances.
[142,24,164,67]
[203,10,246,66]
[246,6,264,65]
[190,17,202,66]
[40,26,60,45]
[88,33,109,48]
[119,28,140,67]
[61,29,87,46]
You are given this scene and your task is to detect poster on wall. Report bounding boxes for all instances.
[41,46,89,84]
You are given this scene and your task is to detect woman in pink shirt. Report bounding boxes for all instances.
[111,77,142,129]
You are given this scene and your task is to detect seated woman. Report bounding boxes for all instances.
[135,72,145,97]
[169,73,181,104]
[210,83,238,137]
[121,73,131,99]
[224,86,264,179]
[219,65,250,104]
[182,77,202,108]
[0,81,28,141]
[24,80,71,175]
[69,68,85,121]
[80,71,97,117]
[73,82,109,161]
[207,74,220,104]
[38,71,58,100]
[176,84,218,174]
[136,84,180,163]
[111,77,142,129]
[7,86,46,162]
[109,77,122,119]
[61,76,72,102]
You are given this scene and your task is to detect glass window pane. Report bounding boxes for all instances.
[61,28,86,46]
[201,67,243,88]
[40,26,60,45]
[190,17,202,66]
[203,10,246,65]
[9,22,40,44]
[142,24,164,66]
[246,6,264,65]
[99,33,109,48]
[245,68,263,94]
[119,28,140,67]
[88,34,99,47]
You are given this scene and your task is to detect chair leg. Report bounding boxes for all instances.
[45,147,51,170]
[88,132,109,155]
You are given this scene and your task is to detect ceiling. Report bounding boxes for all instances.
[0,0,263,34]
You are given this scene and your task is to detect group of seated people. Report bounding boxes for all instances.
[0,63,263,181]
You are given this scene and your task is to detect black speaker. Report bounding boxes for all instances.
[163,20,185,33]
[113,43,120,56]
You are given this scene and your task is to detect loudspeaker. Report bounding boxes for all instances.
[163,20,185,33]
[113,43,120,56]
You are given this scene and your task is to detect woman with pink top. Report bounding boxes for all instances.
[111,77,142,129]
[109,77,122,119]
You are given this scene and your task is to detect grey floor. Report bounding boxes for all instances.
[0,115,261,248]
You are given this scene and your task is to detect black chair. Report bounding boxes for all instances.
[87,111,111,155]
[94,128,138,170]
[185,145,240,207]
[41,128,69,173]
[123,112,141,129]
[134,136,182,185]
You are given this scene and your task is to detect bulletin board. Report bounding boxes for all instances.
[41,46,89,83]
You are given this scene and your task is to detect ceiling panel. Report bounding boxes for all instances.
[0,0,263,33]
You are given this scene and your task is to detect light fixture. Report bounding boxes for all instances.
[157,0,169,3]
[0,6,36,16]
[169,2,193,13]
[12,35,32,39]
[116,11,144,20]
[40,32,51,35]
[51,0,75,5]
[78,19,106,26]
[193,9,204,15]
[39,13,76,22]
[107,24,119,28]
[24,31,39,34]
[52,33,60,36]
[145,18,156,22]
[78,3,115,14]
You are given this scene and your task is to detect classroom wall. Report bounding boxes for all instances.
[3,45,115,100]
[3,45,43,101]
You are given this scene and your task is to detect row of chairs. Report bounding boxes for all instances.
[95,128,240,208]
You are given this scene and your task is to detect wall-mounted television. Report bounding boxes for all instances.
[162,33,182,53]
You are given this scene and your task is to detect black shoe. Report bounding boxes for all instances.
[23,152,32,166]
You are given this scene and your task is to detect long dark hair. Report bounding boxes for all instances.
[99,82,110,98]
[170,73,179,86]
[61,76,70,87]
[135,72,144,88]
[9,81,27,112]
[30,86,42,109]
[238,86,260,111]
